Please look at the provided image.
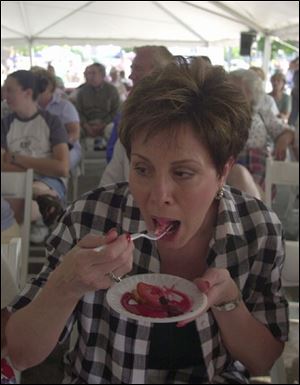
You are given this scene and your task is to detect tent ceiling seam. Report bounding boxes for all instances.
[181,1,242,25]
[35,1,95,36]
[19,1,31,39]
[153,1,207,44]
[211,1,265,33]
[1,24,26,39]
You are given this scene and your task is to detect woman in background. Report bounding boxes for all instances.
[269,71,291,123]
[1,70,69,230]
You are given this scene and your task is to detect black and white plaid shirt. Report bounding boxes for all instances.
[11,183,289,384]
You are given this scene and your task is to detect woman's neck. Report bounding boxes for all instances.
[15,103,38,119]
[271,89,282,99]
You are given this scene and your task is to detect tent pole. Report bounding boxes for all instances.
[28,39,34,68]
[262,35,272,88]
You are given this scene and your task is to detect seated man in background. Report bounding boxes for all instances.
[76,63,120,150]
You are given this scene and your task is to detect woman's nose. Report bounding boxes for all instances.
[149,177,174,206]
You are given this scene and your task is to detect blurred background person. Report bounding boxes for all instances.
[269,71,291,123]
[249,66,279,116]
[47,63,65,92]
[227,69,295,200]
[100,45,173,185]
[119,69,132,93]
[109,67,128,102]
[1,70,69,243]
[32,67,81,174]
[76,63,120,150]
[288,57,299,126]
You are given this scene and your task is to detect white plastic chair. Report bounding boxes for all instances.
[265,157,299,384]
[1,169,33,289]
[69,165,81,202]
[1,239,22,384]
[80,138,107,176]
[265,157,299,208]
[1,237,22,289]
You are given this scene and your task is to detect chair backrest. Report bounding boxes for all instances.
[1,169,33,288]
[265,157,299,207]
[265,158,299,384]
[1,237,22,288]
[282,240,299,287]
[80,138,107,176]
[264,157,299,286]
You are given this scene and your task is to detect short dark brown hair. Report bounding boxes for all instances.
[119,56,251,175]
[90,63,106,77]
[8,70,48,101]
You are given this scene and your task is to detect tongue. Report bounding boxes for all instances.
[154,219,174,236]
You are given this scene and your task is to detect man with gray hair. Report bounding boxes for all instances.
[100,46,173,186]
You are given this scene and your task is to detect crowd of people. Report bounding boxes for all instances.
[1,48,299,384]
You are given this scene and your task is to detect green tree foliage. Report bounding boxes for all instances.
[257,37,296,58]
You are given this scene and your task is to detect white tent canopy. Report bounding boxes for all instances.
[1,1,299,48]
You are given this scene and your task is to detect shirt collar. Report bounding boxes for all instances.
[210,186,246,254]
[216,186,245,238]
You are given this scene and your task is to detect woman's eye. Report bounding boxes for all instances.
[134,165,149,176]
[174,170,195,179]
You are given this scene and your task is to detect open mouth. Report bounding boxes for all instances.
[152,217,181,237]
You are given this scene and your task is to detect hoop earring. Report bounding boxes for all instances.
[215,186,224,200]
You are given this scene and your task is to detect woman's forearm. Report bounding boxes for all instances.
[6,231,132,371]
[6,276,79,371]
[15,154,69,177]
[1,161,25,172]
[213,302,284,375]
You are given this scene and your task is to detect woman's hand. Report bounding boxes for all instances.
[2,150,25,171]
[49,229,134,301]
[273,130,295,160]
[177,268,239,327]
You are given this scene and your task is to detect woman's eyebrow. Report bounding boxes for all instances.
[131,153,202,166]
[131,153,150,161]
[171,159,202,166]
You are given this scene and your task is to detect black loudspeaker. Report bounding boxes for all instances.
[240,32,256,56]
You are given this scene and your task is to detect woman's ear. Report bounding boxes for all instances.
[24,88,33,100]
[220,156,235,185]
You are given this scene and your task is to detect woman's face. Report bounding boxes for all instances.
[3,77,31,111]
[129,125,231,249]
[271,77,284,92]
